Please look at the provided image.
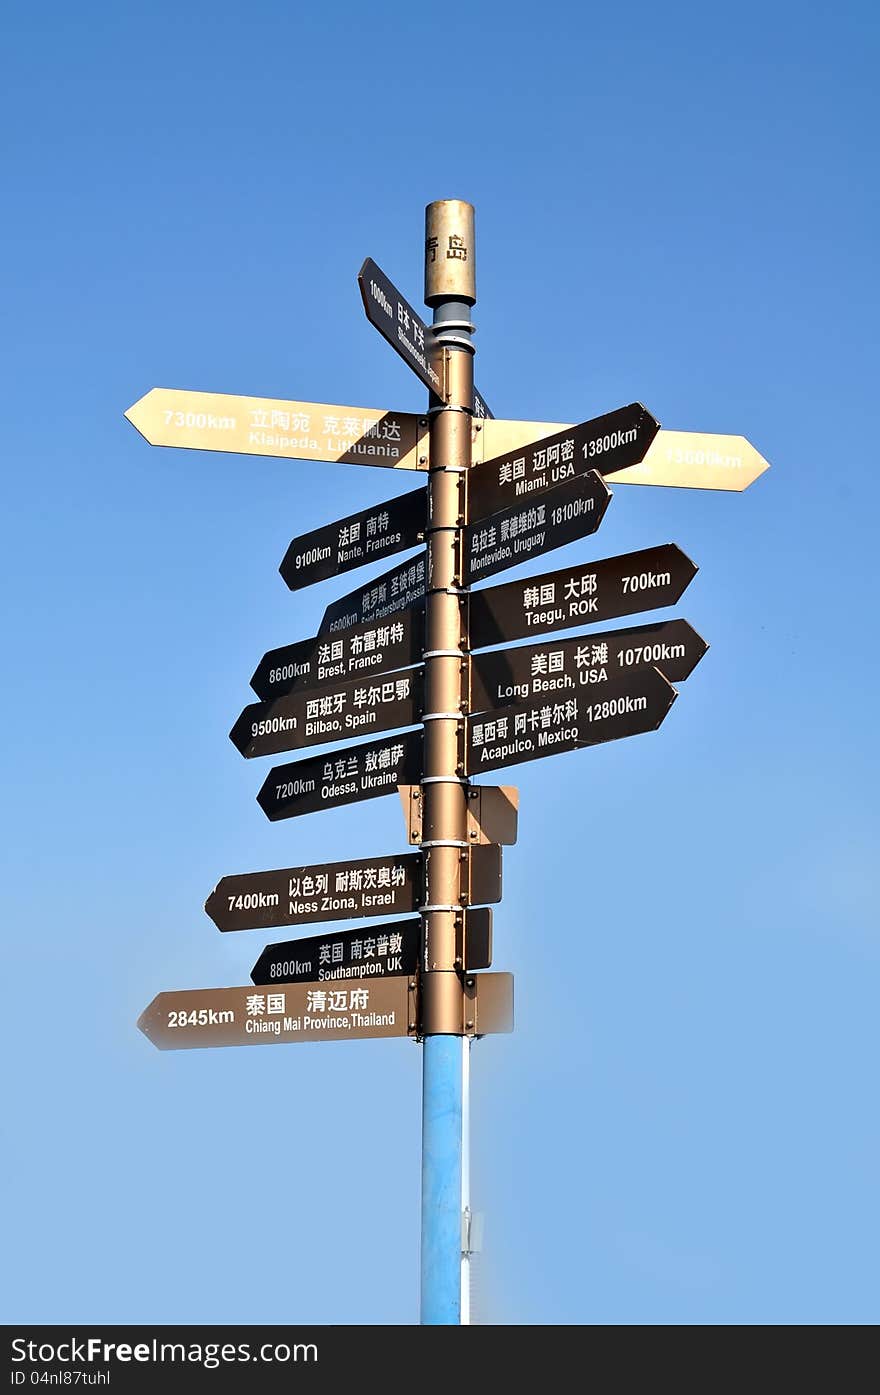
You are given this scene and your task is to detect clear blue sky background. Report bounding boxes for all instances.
[2,0,877,1326]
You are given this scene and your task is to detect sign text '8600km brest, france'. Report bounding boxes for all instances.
[250,609,422,704]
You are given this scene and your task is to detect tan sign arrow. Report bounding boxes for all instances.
[474,421,769,491]
[125,390,768,490]
[125,388,428,471]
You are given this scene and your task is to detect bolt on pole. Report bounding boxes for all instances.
[419,198,476,1325]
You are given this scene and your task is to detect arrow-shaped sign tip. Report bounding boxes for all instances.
[123,388,158,443]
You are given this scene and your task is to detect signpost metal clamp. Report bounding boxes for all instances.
[420,775,468,786]
[419,903,464,914]
[426,403,472,418]
[422,648,467,660]
[421,711,464,723]
[419,839,471,850]
[429,319,475,335]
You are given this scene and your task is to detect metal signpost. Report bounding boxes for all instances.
[128,199,769,1326]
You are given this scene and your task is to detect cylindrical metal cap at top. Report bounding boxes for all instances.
[425,200,475,306]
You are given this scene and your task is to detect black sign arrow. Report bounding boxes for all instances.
[472,387,493,421]
[467,667,677,774]
[250,607,423,704]
[319,553,426,636]
[258,730,422,822]
[469,619,708,713]
[251,918,421,986]
[279,486,425,592]
[466,403,659,524]
[467,544,698,650]
[205,844,501,934]
[231,668,423,759]
[358,256,492,415]
[206,852,422,932]
[463,470,611,584]
[359,257,445,397]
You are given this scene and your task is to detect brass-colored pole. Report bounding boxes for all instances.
[421,200,475,1034]
[419,199,476,1326]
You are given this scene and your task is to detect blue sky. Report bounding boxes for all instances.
[2,0,877,1324]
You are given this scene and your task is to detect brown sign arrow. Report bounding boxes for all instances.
[138,976,418,1050]
[279,486,425,592]
[469,619,708,713]
[231,668,423,759]
[250,608,422,704]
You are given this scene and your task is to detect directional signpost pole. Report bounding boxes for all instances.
[419,199,476,1326]
[126,191,770,1328]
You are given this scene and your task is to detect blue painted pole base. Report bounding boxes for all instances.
[420,1034,464,1324]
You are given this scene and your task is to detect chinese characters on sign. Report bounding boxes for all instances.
[358,258,444,397]
[137,978,418,1050]
[279,487,426,592]
[469,620,708,712]
[230,668,423,759]
[250,610,422,704]
[250,919,421,985]
[124,388,428,470]
[205,852,422,932]
[463,471,611,583]
[467,545,699,650]
[467,668,677,773]
[466,403,659,522]
[257,730,422,822]
[319,554,426,636]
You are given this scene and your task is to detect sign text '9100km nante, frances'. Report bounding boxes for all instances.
[279,486,425,591]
